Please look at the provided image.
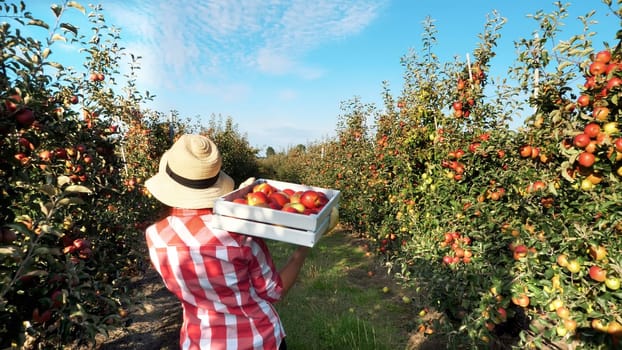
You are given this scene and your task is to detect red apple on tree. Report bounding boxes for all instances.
[39,150,52,161]
[519,145,532,158]
[528,180,546,193]
[573,133,591,148]
[468,142,480,153]
[589,265,607,282]
[513,244,529,260]
[54,147,68,159]
[511,293,530,308]
[594,50,611,63]
[589,61,607,75]
[577,94,591,107]
[18,137,34,150]
[82,154,93,164]
[4,93,21,112]
[15,108,35,127]
[589,245,607,260]
[584,123,601,138]
[577,152,596,168]
[73,238,91,250]
[593,106,610,121]
[607,77,622,90]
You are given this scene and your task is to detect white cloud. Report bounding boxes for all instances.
[277,88,298,101]
[256,48,295,75]
[107,0,386,88]
[193,81,253,102]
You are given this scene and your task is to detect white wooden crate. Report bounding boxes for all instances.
[211,179,340,247]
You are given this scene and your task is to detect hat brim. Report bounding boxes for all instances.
[145,151,234,209]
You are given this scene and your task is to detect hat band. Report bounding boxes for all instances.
[166,163,220,189]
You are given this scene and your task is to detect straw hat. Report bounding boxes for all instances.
[145,134,234,209]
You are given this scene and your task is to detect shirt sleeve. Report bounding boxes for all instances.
[247,237,283,303]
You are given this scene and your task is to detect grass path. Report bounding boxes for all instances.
[270,228,421,350]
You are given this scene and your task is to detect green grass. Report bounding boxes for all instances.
[269,229,412,350]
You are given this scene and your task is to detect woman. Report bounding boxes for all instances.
[144,134,309,350]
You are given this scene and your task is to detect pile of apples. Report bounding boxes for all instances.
[231,182,330,215]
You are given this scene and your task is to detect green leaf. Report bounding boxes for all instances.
[60,23,78,36]
[0,247,17,255]
[67,1,86,14]
[7,222,31,235]
[39,184,58,197]
[21,269,48,278]
[64,185,92,195]
[47,61,64,69]
[50,4,62,18]
[34,247,61,256]
[71,303,86,318]
[51,33,66,42]
[27,19,49,29]
[557,61,572,71]
[42,47,51,59]
[38,224,59,236]
[57,197,85,206]
[58,175,71,187]
[39,201,53,216]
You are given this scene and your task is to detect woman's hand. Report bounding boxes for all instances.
[238,177,256,189]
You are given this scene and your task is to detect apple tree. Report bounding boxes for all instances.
[296,2,622,349]
[0,2,162,348]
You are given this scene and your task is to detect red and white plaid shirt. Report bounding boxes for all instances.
[145,208,285,350]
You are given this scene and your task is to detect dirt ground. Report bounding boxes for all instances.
[95,268,182,350]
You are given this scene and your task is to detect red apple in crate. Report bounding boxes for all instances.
[303,208,317,215]
[268,191,290,207]
[282,202,305,213]
[289,191,304,204]
[300,190,325,209]
[252,182,275,196]
[246,192,269,207]
[282,188,295,196]
[317,192,329,206]
[281,205,298,213]
[268,202,282,210]
[232,198,247,204]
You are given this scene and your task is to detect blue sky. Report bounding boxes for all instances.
[23,1,620,152]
